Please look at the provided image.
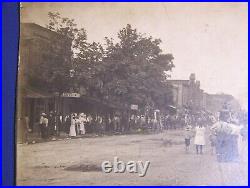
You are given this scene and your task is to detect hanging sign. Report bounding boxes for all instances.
[130,104,138,110]
[62,93,80,98]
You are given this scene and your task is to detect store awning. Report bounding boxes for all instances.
[23,87,52,98]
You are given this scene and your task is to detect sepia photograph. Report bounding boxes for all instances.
[16,2,248,185]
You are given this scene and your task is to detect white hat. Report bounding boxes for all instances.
[41,113,46,116]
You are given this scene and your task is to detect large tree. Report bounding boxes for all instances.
[100,24,175,112]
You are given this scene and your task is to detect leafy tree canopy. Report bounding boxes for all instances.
[100,24,175,111]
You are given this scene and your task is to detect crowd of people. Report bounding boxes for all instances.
[25,105,248,164]
[36,108,217,139]
[38,112,98,139]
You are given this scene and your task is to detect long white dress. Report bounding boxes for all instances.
[79,117,86,135]
[194,126,206,145]
[70,118,76,137]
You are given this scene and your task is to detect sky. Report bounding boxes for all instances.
[20,2,248,109]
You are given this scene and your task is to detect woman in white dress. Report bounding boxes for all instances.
[194,122,206,154]
[79,113,86,135]
[69,114,77,137]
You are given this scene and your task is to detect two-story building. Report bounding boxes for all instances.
[167,73,205,111]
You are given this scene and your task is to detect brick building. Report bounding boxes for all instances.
[167,73,205,111]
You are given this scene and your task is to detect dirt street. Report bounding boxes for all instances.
[16,130,248,185]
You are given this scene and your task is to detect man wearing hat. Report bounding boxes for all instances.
[39,113,49,139]
[184,122,193,153]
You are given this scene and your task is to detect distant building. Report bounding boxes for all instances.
[167,73,241,114]
[167,73,205,111]
[205,93,241,113]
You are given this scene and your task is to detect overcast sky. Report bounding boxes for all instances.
[21,2,248,109]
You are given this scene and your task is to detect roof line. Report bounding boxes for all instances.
[21,22,72,40]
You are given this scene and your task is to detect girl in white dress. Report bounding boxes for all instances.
[194,123,206,154]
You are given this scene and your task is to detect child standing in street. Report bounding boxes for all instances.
[194,121,206,155]
[184,123,193,153]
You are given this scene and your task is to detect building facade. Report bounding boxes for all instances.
[168,73,241,114]
[167,73,205,111]
[17,23,72,139]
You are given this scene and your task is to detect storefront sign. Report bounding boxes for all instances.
[62,93,80,98]
[131,104,138,110]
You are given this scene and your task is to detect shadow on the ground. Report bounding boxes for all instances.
[64,164,102,172]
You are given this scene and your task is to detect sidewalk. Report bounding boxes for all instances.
[20,132,103,144]
[19,129,175,145]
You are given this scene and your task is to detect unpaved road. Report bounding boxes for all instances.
[16,130,248,185]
